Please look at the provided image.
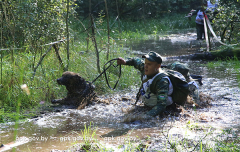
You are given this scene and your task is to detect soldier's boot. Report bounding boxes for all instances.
[188,81,200,103]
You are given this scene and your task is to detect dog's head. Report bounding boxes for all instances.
[57,71,86,89]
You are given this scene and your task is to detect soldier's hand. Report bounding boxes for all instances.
[117,57,126,65]
[196,18,202,22]
[190,9,196,12]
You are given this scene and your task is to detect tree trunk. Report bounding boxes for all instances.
[90,15,101,73]
[66,0,70,70]
[104,0,110,60]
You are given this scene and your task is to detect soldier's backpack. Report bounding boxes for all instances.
[151,69,189,106]
[166,61,189,77]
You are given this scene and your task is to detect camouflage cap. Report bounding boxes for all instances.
[142,51,162,64]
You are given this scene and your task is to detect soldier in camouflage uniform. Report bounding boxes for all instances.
[165,61,199,101]
[117,51,175,117]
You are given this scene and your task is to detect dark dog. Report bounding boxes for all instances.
[52,71,96,109]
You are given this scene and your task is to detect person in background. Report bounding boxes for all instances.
[188,0,208,40]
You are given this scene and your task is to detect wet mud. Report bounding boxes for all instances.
[1,30,240,152]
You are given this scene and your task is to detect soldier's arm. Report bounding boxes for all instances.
[189,7,201,16]
[146,78,169,117]
[125,57,145,73]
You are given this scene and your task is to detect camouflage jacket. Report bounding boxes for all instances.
[125,57,170,117]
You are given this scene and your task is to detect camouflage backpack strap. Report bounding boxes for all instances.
[135,76,149,105]
[150,72,168,94]
[151,69,189,106]
[135,73,166,105]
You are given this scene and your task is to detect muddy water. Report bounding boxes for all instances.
[120,28,219,57]
[1,30,240,152]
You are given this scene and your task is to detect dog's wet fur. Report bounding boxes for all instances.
[52,71,96,109]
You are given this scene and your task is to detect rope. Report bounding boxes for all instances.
[203,17,210,51]
[91,58,121,90]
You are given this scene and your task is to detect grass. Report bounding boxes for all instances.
[118,13,195,38]
[214,129,240,152]
[80,122,99,151]
[71,13,195,41]
[207,56,240,87]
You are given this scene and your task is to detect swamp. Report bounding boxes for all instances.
[1,0,240,151]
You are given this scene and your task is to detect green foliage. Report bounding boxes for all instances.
[0,0,74,48]
[207,54,240,87]
[80,122,98,150]
[207,60,222,68]
[74,0,200,20]
[211,1,240,44]
[87,13,194,41]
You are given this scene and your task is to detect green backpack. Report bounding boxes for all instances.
[166,61,189,76]
[151,69,189,106]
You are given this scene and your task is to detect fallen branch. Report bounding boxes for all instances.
[53,44,66,71]
[90,14,101,74]
[32,45,53,79]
